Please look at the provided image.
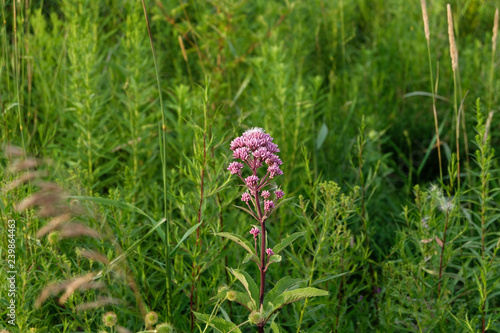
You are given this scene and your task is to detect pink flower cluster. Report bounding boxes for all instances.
[228,128,285,218]
[250,227,260,238]
[229,128,283,182]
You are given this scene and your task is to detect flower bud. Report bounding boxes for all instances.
[264,200,275,213]
[227,290,237,301]
[156,323,175,333]
[145,311,159,327]
[218,285,230,294]
[102,311,117,327]
[248,311,264,325]
[249,227,260,238]
[241,192,251,202]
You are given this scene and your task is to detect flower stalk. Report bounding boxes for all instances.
[228,127,285,331]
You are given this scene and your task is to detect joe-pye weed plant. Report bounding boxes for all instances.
[196,128,328,332]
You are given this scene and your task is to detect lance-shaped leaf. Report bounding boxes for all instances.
[273,287,328,310]
[217,232,255,256]
[263,277,304,306]
[264,255,282,271]
[270,322,280,333]
[272,197,294,212]
[171,222,202,257]
[268,254,282,264]
[228,268,260,304]
[233,205,259,220]
[264,313,281,333]
[194,312,242,333]
[242,252,259,265]
[272,231,306,254]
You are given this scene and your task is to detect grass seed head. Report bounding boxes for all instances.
[59,223,101,240]
[76,297,122,311]
[37,213,72,238]
[4,171,47,191]
[447,4,458,72]
[4,144,23,158]
[420,0,430,42]
[79,249,110,265]
[9,158,40,172]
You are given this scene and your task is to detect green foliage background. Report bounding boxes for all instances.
[1,0,500,332]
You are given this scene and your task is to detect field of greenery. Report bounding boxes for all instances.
[1,0,500,332]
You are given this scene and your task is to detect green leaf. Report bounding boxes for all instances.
[207,174,233,197]
[242,252,259,265]
[217,232,255,255]
[233,205,258,219]
[194,312,242,333]
[231,68,253,107]
[316,122,329,150]
[264,313,279,331]
[270,322,280,333]
[170,222,202,257]
[230,291,257,311]
[273,232,306,254]
[264,277,304,306]
[272,197,294,212]
[312,272,350,286]
[228,268,260,303]
[273,287,328,309]
[268,254,282,264]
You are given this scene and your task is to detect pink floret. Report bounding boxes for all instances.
[233,147,249,160]
[227,162,244,175]
[265,154,283,166]
[275,189,284,200]
[245,175,259,187]
[266,142,280,154]
[268,165,283,178]
[241,192,251,202]
[264,200,275,212]
[253,147,270,160]
[230,137,245,151]
[250,227,260,237]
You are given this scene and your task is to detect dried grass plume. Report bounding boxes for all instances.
[420,0,430,42]
[447,4,458,72]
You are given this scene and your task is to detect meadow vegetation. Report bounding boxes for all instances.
[1,0,500,332]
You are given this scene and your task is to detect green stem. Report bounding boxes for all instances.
[141,0,171,322]
[426,40,443,181]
